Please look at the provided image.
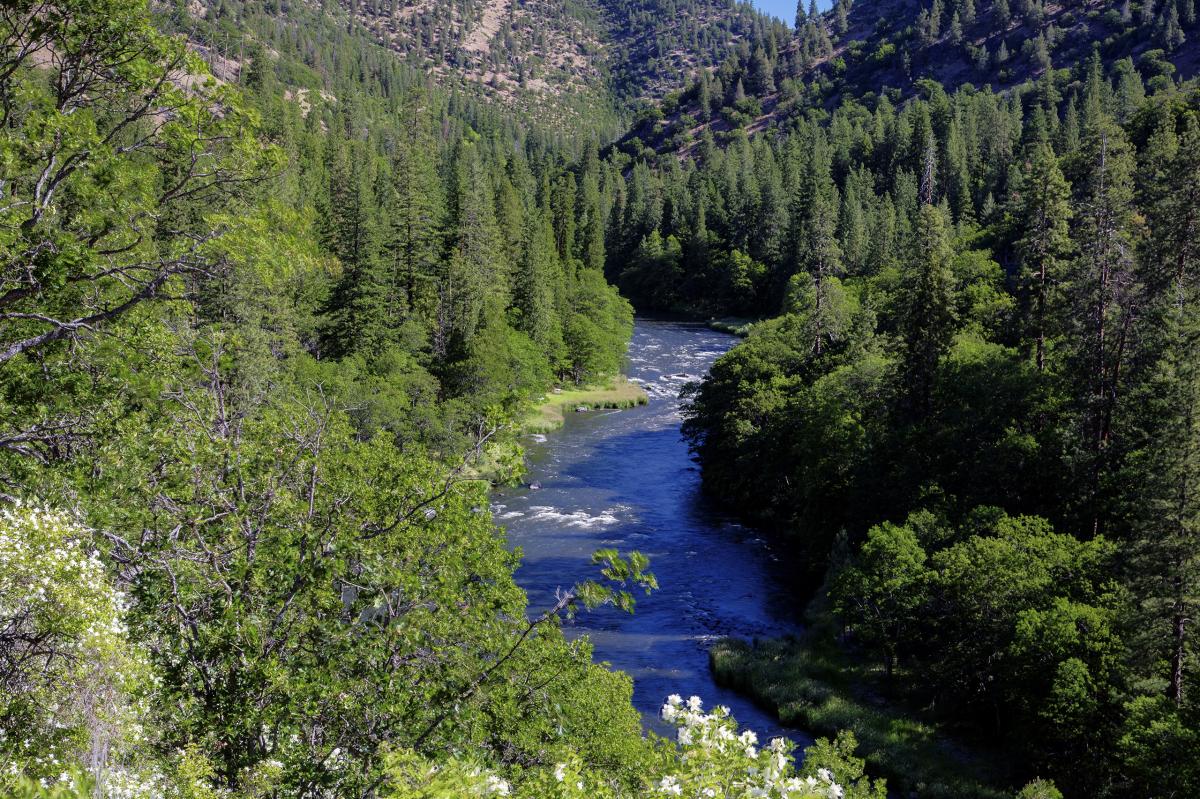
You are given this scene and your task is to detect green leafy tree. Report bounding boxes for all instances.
[0,0,270,366]
[833,520,931,680]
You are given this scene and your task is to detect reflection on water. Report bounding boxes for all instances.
[495,319,810,744]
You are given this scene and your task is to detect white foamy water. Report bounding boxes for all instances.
[526,505,622,528]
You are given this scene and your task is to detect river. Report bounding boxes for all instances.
[494,318,809,744]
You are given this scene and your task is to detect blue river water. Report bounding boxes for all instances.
[494,318,810,744]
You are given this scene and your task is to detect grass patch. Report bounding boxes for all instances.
[522,376,648,434]
[710,624,1016,799]
[707,316,758,336]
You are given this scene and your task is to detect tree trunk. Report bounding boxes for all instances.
[1170,579,1186,705]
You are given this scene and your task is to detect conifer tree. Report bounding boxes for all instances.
[514,206,566,364]
[1123,118,1200,706]
[385,92,446,331]
[1068,105,1140,532]
[800,140,844,355]
[748,47,776,95]
[901,203,957,417]
[1011,142,1073,372]
[552,172,578,266]
[322,140,387,356]
[1162,0,1186,50]
[1125,304,1200,707]
[440,141,500,360]
[995,0,1011,28]
[834,0,849,35]
[576,144,607,273]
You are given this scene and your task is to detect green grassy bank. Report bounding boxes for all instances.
[710,620,1018,799]
[522,376,649,434]
[706,317,758,336]
[462,376,648,485]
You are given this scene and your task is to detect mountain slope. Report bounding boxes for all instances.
[177,0,785,129]
[621,0,1200,151]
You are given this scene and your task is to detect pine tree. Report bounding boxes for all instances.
[1060,96,1082,152]
[1125,305,1200,707]
[1117,117,1200,706]
[1114,60,1146,123]
[576,141,607,272]
[748,47,776,95]
[1033,32,1051,70]
[385,92,445,331]
[1068,110,1140,533]
[800,138,844,355]
[1162,0,1186,49]
[321,138,388,357]
[440,141,500,360]
[996,39,1010,65]
[514,205,566,363]
[839,179,868,276]
[1011,142,1073,372]
[752,147,788,269]
[995,0,1011,28]
[551,172,578,266]
[900,203,957,418]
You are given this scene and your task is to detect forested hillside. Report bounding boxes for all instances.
[659,2,1200,797]
[178,0,784,130]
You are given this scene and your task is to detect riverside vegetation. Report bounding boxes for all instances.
[2,0,1199,797]
[672,7,1200,799]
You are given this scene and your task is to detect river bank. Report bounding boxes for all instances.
[710,609,1018,799]
[522,376,648,433]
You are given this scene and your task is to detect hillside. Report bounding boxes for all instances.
[622,0,1200,150]
[175,0,784,130]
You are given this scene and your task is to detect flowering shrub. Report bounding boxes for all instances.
[0,505,224,799]
[382,694,885,799]
[0,506,148,783]
[653,694,865,799]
